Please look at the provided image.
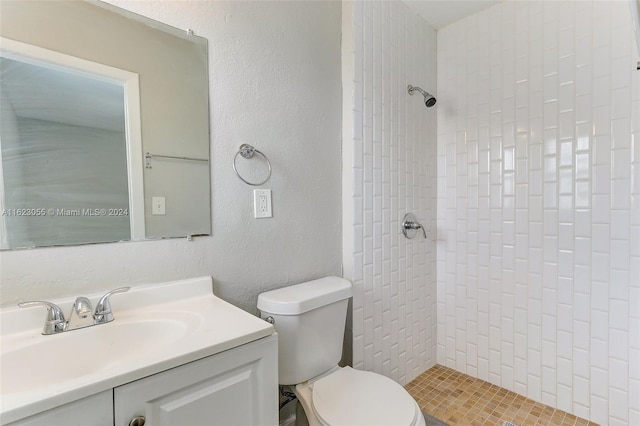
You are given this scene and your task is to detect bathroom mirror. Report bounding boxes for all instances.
[0,0,211,250]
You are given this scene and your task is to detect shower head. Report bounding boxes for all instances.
[407,85,436,108]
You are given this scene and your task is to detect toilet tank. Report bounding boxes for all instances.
[257,277,352,385]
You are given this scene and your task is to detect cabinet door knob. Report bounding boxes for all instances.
[129,416,146,426]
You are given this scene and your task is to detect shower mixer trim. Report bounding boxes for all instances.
[402,213,427,239]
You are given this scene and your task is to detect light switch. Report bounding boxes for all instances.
[152,196,166,215]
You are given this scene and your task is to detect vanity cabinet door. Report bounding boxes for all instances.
[113,334,278,426]
[5,391,113,426]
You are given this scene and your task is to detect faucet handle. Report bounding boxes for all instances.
[94,287,130,324]
[18,301,67,335]
[402,213,427,239]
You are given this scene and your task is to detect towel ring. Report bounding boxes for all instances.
[233,144,272,186]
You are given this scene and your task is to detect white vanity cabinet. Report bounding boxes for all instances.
[1,277,278,426]
[6,335,278,426]
[114,334,278,426]
[6,392,113,426]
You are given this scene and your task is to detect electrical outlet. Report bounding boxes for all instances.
[253,189,272,218]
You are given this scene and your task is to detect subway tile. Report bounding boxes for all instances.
[542,365,557,395]
[591,394,609,425]
[592,164,611,194]
[612,88,631,120]
[574,320,590,351]
[426,0,636,423]
[556,382,573,414]
[593,134,612,165]
[610,388,629,423]
[528,373,542,401]
[609,329,629,361]
[573,347,590,380]
[612,118,631,150]
[351,1,438,384]
[609,357,629,391]
[593,105,612,137]
[611,179,631,210]
[591,194,611,224]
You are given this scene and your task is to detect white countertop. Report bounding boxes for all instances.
[0,277,274,424]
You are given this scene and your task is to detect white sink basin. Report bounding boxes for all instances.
[0,277,274,424]
[1,314,193,394]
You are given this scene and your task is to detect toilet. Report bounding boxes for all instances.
[257,277,426,426]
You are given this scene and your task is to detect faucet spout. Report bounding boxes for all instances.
[66,296,95,330]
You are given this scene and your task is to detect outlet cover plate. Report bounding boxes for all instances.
[253,189,272,218]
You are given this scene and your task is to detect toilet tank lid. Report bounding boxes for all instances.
[257,277,352,315]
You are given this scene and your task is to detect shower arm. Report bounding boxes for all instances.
[407,85,427,97]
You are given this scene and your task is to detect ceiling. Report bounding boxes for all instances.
[403,0,502,29]
[0,57,125,132]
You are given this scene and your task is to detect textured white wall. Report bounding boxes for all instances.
[0,1,343,314]
[343,0,438,385]
[437,1,639,424]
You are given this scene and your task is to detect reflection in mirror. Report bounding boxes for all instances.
[0,48,141,249]
[0,0,211,250]
[0,38,145,249]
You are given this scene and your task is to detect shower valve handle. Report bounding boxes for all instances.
[402,213,427,239]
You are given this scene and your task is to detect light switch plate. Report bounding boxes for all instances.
[152,196,166,215]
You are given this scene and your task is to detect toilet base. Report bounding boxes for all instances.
[295,399,309,426]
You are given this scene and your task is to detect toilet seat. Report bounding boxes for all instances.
[310,367,419,426]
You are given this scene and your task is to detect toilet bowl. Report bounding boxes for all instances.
[257,277,426,426]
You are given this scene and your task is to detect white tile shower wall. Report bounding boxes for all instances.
[343,0,438,385]
[437,1,639,424]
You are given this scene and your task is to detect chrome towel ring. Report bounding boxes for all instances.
[233,144,272,186]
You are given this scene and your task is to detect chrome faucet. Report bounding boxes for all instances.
[67,296,95,330]
[18,287,130,335]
